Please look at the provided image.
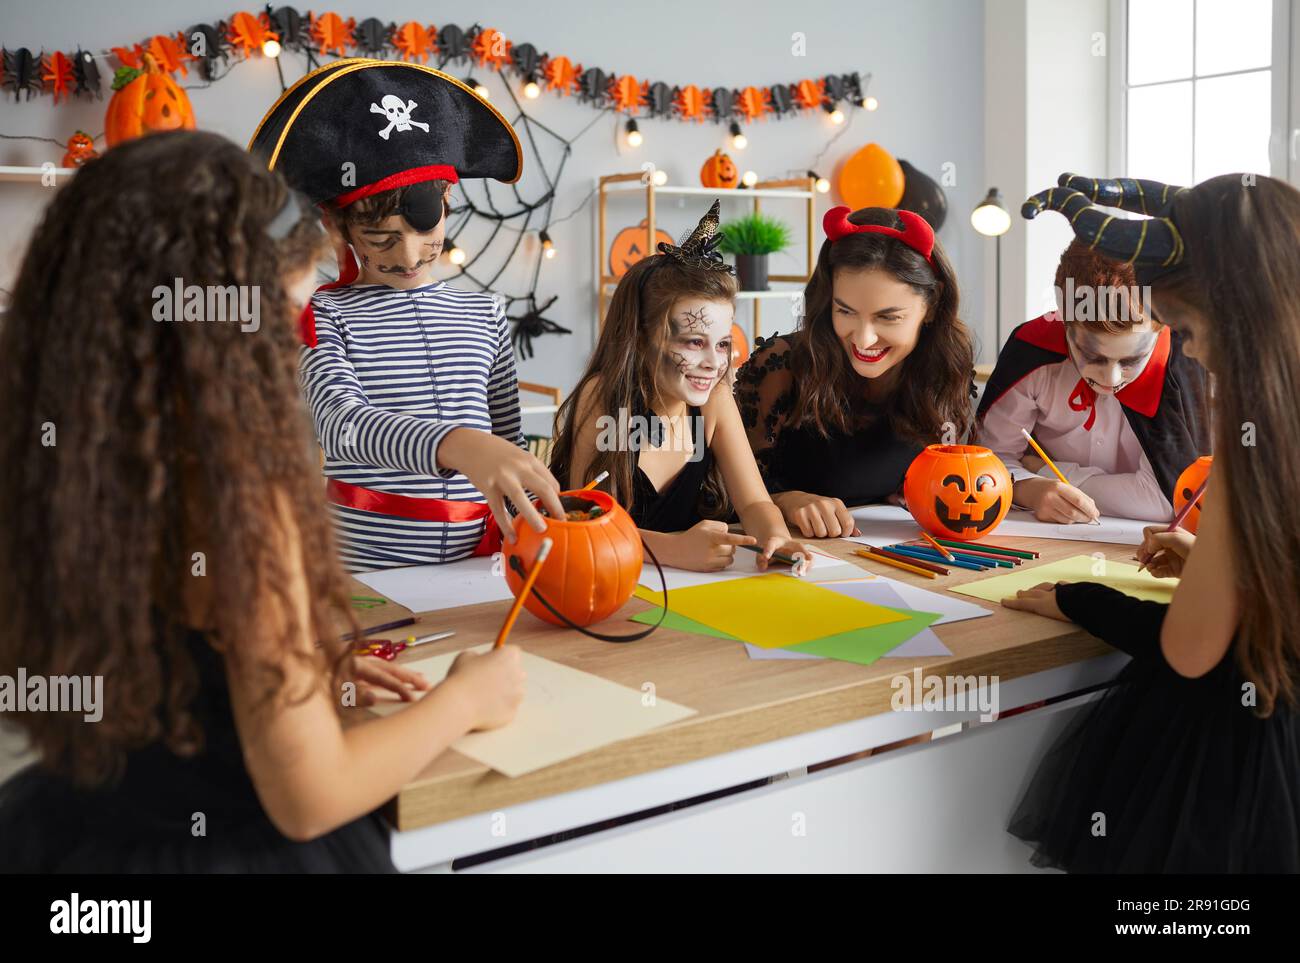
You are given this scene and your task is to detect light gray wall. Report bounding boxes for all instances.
[0,0,987,434]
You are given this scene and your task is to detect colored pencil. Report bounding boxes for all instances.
[863,544,949,575]
[495,538,553,649]
[343,616,416,642]
[894,543,1013,569]
[404,630,456,647]
[350,594,387,603]
[909,541,1022,565]
[919,530,956,562]
[1021,427,1101,525]
[852,546,938,579]
[582,470,610,491]
[885,544,988,572]
[935,537,1038,559]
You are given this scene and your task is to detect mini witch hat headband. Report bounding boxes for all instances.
[656,199,734,272]
[823,206,935,265]
[1021,172,1189,277]
[248,58,522,228]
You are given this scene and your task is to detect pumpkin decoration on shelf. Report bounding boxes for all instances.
[61,131,98,168]
[505,490,643,628]
[903,444,1012,542]
[608,219,675,278]
[105,53,195,148]
[1172,455,1212,534]
[700,149,739,189]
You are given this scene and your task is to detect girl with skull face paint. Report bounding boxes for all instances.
[976,237,1211,523]
[550,202,812,573]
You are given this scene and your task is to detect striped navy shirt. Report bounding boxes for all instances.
[300,281,524,571]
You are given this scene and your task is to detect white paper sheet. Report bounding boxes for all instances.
[354,557,514,614]
[639,547,863,592]
[847,503,1152,547]
[370,644,697,777]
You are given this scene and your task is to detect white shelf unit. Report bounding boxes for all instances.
[596,173,816,342]
[0,165,78,183]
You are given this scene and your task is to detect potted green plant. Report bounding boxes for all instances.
[719,212,792,292]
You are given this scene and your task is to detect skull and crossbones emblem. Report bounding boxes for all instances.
[370,95,430,140]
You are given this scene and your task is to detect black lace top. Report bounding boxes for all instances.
[735,332,927,505]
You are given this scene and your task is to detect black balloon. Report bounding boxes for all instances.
[897,159,948,232]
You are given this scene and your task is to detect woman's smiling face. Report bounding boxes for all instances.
[659,297,735,406]
[830,267,929,382]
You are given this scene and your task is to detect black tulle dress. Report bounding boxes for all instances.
[0,631,396,873]
[1009,581,1300,873]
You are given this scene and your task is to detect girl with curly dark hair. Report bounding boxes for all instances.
[0,131,524,872]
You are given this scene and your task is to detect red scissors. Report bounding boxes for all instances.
[353,639,408,661]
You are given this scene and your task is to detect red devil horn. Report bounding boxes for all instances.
[822,205,854,241]
[894,210,935,262]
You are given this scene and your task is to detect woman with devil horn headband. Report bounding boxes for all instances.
[1003,171,1300,872]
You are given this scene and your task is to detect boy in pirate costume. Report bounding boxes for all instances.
[251,59,564,570]
[976,174,1212,524]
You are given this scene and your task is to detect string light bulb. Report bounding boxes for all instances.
[625,118,643,147]
[540,229,556,259]
[741,170,758,188]
[825,103,845,125]
[466,77,490,99]
[729,121,747,150]
[447,242,466,266]
[807,170,830,194]
[523,75,540,99]
[864,95,878,111]
[262,38,282,58]
[652,168,668,186]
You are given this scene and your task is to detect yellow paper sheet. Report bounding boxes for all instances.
[949,554,1178,604]
[369,645,696,777]
[635,573,908,648]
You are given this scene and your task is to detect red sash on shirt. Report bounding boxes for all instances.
[326,479,502,557]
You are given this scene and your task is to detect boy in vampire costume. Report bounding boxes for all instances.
[250,59,565,570]
[976,174,1212,524]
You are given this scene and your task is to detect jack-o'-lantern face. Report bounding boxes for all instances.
[700,150,739,189]
[609,220,675,278]
[903,444,1013,541]
[1173,455,1211,534]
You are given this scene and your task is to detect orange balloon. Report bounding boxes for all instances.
[837,142,905,210]
[729,322,749,367]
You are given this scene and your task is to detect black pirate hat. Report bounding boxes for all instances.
[248,57,521,231]
[1022,173,1189,284]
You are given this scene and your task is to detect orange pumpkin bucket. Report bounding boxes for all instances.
[505,490,645,629]
[903,444,1013,542]
[1173,455,1212,533]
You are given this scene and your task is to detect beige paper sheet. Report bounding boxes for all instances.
[370,645,697,777]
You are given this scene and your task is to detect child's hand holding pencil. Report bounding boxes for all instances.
[1136,526,1195,578]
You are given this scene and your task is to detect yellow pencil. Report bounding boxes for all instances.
[1020,428,1100,525]
[919,529,956,562]
[582,470,610,491]
[495,538,553,648]
[853,547,938,579]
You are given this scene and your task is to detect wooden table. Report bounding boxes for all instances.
[379,534,1135,872]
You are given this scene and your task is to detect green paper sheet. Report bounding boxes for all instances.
[631,603,942,666]
[949,554,1178,604]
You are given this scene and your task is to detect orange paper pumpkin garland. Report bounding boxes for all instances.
[903,444,1013,541]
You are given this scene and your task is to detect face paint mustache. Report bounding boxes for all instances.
[377,255,437,274]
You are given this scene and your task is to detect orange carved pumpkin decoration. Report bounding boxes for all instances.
[1173,455,1211,534]
[61,131,99,168]
[609,219,674,278]
[903,444,1013,541]
[105,54,195,148]
[729,323,749,367]
[700,149,739,189]
[506,490,643,627]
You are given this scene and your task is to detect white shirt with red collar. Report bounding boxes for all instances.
[976,315,1175,522]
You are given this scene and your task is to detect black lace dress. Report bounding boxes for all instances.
[627,403,716,532]
[0,630,396,873]
[735,333,928,505]
[1009,581,1300,872]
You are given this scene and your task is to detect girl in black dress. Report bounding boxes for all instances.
[736,206,976,539]
[550,202,810,572]
[0,132,526,873]
[1003,173,1300,871]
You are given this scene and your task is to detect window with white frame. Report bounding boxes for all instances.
[1124,0,1273,185]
